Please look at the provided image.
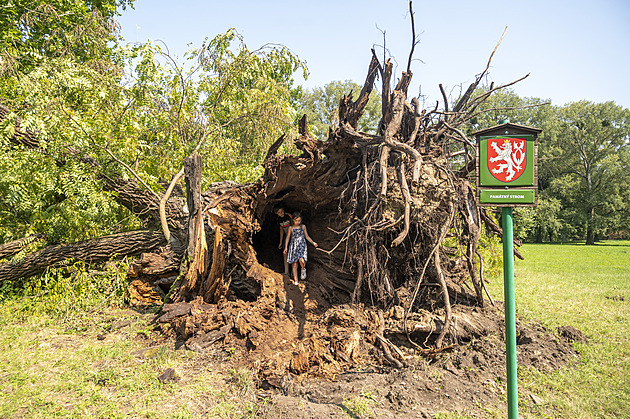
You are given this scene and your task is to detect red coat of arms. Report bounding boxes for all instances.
[487,137,526,182]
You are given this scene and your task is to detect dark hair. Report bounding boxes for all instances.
[292,211,302,219]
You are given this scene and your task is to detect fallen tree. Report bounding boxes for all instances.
[0,6,530,382]
[125,27,532,380]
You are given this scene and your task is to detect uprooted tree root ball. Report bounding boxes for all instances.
[122,31,582,389]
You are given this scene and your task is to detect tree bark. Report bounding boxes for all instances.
[100,175,186,231]
[0,234,45,259]
[0,230,166,283]
[171,154,211,302]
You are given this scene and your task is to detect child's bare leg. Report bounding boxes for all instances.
[292,262,299,283]
[299,258,306,279]
[283,253,289,274]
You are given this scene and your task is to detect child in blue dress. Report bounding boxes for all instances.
[283,212,318,285]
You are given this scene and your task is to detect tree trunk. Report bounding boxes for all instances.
[171,154,213,302]
[0,230,165,282]
[586,206,595,245]
[0,234,45,260]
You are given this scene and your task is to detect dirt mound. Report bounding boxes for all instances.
[155,263,582,417]
[254,318,581,418]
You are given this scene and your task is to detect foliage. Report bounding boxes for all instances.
[0,1,140,245]
[0,149,140,244]
[514,194,563,243]
[0,22,307,247]
[551,101,630,244]
[0,259,130,319]
[477,218,503,278]
[297,80,381,140]
[193,30,307,184]
[0,0,134,73]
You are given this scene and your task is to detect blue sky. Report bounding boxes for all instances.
[117,0,630,109]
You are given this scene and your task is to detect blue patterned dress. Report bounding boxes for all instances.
[287,226,307,264]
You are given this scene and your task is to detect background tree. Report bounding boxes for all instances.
[514,195,563,242]
[550,101,630,244]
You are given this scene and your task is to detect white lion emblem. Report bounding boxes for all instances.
[489,139,525,182]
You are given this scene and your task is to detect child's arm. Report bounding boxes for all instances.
[283,226,292,253]
[302,225,318,248]
[278,225,284,249]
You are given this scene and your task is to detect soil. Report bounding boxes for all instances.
[153,258,585,418]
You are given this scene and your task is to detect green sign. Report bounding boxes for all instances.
[479,135,535,187]
[479,189,535,205]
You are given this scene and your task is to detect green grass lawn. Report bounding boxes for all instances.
[0,307,256,418]
[0,307,261,418]
[487,240,630,418]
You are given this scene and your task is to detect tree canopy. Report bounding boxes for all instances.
[1,0,134,73]
[551,101,630,244]
[0,3,307,248]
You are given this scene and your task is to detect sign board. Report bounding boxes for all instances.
[474,123,541,207]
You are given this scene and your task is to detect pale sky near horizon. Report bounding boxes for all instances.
[117,0,630,110]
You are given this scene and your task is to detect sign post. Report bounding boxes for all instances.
[502,206,518,417]
[474,122,541,419]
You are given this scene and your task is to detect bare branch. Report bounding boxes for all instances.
[406,1,417,74]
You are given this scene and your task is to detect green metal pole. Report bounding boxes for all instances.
[502,206,518,418]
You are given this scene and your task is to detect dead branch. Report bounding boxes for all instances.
[406,1,417,75]
[452,27,507,114]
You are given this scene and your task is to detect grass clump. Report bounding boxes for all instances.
[342,388,378,418]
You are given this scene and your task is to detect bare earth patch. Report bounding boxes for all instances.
[151,264,582,418]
